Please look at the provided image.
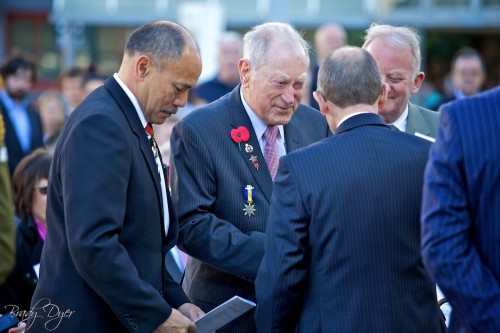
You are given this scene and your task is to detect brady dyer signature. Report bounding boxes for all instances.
[5,298,75,331]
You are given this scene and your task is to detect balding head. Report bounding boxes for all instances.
[125,20,200,71]
[318,46,383,108]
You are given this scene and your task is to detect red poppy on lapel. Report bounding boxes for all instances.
[231,126,250,150]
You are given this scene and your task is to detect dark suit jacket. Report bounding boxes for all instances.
[255,113,444,333]
[308,63,320,110]
[406,102,439,138]
[0,99,44,176]
[170,84,330,333]
[422,86,500,333]
[0,215,43,313]
[27,77,188,333]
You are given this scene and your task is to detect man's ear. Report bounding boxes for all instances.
[135,55,152,81]
[378,83,389,111]
[239,59,251,85]
[313,91,329,117]
[411,71,425,94]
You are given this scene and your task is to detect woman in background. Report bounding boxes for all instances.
[0,149,51,316]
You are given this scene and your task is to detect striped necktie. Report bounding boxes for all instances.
[263,125,279,181]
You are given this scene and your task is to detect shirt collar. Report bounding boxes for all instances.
[337,111,370,128]
[389,104,409,132]
[113,73,147,129]
[0,89,29,111]
[239,87,284,142]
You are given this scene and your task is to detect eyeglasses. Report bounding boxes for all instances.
[37,186,48,195]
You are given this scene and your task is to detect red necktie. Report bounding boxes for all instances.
[263,125,279,181]
[145,123,158,158]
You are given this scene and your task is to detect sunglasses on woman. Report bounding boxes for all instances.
[37,186,48,195]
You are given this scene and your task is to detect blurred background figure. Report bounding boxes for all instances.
[438,47,486,109]
[37,90,67,153]
[191,31,243,106]
[0,54,44,177]
[0,113,14,286]
[305,23,347,109]
[83,71,107,98]
[0,149,52,314]
[60,66,86,114]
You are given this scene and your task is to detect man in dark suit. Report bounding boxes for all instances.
[362,23,439,139]
[170,22,330,333]
[255,46,444,332]
[0,55,44,177]
[421,86,500,332]
[28,21,204,333]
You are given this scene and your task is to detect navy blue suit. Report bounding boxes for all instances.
[422,86,500,332]
[256,113,444,332]
[170,84,330,333]
[28,77,188,332]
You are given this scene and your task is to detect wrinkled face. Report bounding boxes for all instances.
[140,48,202,125]
[452,57,485,96]
[241,45,308,126]
[32,178,48,225]
[365,39,423,123]
[4,68,33,101]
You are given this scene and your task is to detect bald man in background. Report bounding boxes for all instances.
[305,23,346,110]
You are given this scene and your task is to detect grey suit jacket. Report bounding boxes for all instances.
[170,84,330,333]
[406,102,439,138]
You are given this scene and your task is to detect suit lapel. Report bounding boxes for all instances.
[406,103,431,136]
[284,116,302,153]
[104,77,165,225]
[228,86,274,203]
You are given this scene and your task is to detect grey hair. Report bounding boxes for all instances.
[125,21,190,71]
[362,23,422,78]
[243,22,310,70]
[318,46,383,108]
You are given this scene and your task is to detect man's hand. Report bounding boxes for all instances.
[153,308,196,333]
[9,321,26,333]
[178,303,205,322]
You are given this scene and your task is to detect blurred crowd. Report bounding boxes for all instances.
[0,20,497,333]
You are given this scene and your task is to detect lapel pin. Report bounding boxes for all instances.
[245,144,253,153]
[249,155,259,170]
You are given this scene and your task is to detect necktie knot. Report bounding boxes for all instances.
[263,125,278,143]
[387,124,400,132]
[263,125,279,181]
[145,123,158,158]
[145,123,155,137]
